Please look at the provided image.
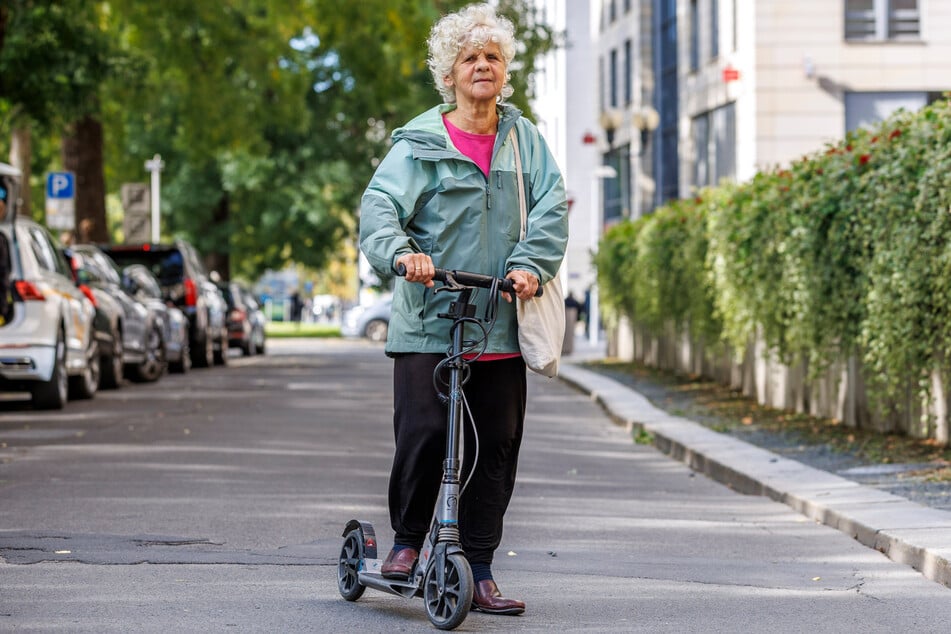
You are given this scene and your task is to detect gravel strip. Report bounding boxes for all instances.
[589,366,951,512]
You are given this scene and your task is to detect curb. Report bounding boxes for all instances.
[557,362,951,589]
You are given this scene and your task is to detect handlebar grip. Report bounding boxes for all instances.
[395,263,542,296]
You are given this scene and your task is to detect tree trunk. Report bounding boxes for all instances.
[62,115,109,243]
[9,125,32,218]
[206,192,231,280]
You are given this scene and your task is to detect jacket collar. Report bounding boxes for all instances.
[392,103,522,151]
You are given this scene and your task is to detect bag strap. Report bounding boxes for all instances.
[508,127,527,241]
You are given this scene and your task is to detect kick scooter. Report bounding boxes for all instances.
[337,265,539,630]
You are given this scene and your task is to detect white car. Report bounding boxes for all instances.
[341,295,392,342]
[0,165,99,409]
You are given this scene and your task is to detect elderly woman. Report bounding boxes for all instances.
[359,3,568,616]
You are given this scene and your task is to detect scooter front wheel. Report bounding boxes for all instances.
[338,528,367,601]
[423,552,473,631]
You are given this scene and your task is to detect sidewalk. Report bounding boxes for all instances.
[558,336,951,589]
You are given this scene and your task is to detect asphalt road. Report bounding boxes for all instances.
[1,338,949,632]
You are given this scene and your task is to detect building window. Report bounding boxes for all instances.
[692,114,709,189]
[713,103,736,183]
[690,0,700,72]
[691,103,736,189]
[624,39,633,106]
[610,0,617,23]
[610,48,618,108]
[599,56,605,112]
[711,0,720,59]
[732,0,738,51]
[845,0,919,41]
[658,0,680,204]
[845,91,940,131]
[603,144,631,225]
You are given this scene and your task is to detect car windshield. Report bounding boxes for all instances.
[106,249,184,286]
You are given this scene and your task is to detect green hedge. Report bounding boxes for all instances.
[595,97,951,411]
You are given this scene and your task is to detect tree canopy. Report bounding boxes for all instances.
[0,0,558,284]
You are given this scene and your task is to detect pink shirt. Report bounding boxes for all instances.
[444,115,521,363]
[444,115,495,177]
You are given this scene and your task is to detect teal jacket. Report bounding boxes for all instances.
[360,103,568,356]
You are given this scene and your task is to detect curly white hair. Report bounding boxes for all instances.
[427,3,516,104]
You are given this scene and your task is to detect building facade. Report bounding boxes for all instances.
[531,0,949,346]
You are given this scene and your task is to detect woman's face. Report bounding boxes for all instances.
[446,41,506,107]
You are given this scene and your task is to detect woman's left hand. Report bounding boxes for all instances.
[504,270,539,302]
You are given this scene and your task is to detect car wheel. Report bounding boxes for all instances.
[191,330,214,368]
[132,322,166,382]
[69,337,99,400]
[364,319,388,343]
[214,331,229,366]
[244,335,256,357]
[170,326,191,374]
[32,326,68,410]
[100,325,124,390]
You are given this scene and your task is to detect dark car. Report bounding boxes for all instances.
[69,244,165,386]
[218,281,266,356]
[101,240,228,368]
[121,263,191,374]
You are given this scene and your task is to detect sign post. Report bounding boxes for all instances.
[45,172,76,231]
[144,154,164,243]
[121,182,151,243]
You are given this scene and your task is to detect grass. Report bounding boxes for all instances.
[264,322,341,338]
[588,360,951,481]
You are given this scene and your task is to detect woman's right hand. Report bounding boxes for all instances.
[395,253,435,288]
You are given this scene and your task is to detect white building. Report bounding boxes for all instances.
[531,0,950,349]
[532,0,602,303]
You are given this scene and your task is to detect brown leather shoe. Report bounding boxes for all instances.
[381,547,417,579]
[471,579,525,615]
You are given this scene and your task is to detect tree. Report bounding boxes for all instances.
[0,0,139,229]
[4,1,559,281]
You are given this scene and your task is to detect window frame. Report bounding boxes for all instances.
[845,0,920,41]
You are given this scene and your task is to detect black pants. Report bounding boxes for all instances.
[390,353,527,566]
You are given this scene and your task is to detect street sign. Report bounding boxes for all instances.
[45,171,76,230]
[121,182,151,243]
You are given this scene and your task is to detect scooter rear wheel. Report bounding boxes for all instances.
[338,528,367,601]
[423,552,473,631]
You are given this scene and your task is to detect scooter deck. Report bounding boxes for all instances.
[358,559,421,598]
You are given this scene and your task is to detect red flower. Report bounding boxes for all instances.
[845,145,853,152]
[870,136,878,143]
[816,168,824,175]
[859,154,871,165]
[889,129,902,140]
[694,196,703,204]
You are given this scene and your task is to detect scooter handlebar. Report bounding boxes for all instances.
[395,263,543,297]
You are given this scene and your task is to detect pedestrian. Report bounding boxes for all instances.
[359,3,568,616]
[289,291,302,323]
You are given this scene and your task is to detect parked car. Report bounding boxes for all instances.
[122,263,191,373]
[101,240,228,368]
[218,281,266,356]
[341,295,392,342]
[69,244,166,385]
[0,165,99,408]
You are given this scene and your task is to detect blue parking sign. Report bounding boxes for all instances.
[46,172,75,199]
